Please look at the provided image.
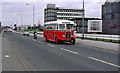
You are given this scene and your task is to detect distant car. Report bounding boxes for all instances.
[4,29,8,32]
[23,31,30,36]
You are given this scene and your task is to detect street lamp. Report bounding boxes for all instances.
[82,0,85,39]
[26,4,35,28]
[17,13,23,26]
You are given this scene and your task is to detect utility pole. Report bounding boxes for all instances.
[26,4,35,28]
[82,0,85,39]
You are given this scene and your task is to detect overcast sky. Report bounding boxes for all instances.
[1,0,106,26]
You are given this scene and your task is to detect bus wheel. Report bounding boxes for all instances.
[71,39,75,44]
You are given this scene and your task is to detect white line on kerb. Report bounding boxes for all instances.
[47,44,55,47]
[88,57,120,68]
[61,48,78,55]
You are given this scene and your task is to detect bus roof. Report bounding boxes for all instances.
[44,20,75,25]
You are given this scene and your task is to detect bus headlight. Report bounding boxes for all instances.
[62,35,65,37]
[71,35,73,37]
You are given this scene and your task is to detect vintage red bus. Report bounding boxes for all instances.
[43,20,76,44]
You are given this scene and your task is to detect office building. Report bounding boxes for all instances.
[44,4,83,22]
[102,0,120,34]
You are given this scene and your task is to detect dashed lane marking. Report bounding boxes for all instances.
[32,39,37,41]
[88,57,120,68]
[38,41,44,43]
[47,44,56,47]
[61,48,78,55]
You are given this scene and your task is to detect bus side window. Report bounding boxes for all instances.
[44,25,46,29]
[50,24,52,29]
[53,24,56,30]
[47,25,49,29]
[56,24,58,29]
[52,24,54,30]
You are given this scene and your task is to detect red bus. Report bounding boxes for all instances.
[43,20,76,44]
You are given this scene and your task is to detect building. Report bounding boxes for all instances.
[44,4,83,23]
[70,18,101,33]
[102,0,120,35]
[88,20,102,33]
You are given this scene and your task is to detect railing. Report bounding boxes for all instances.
[29,31,120,43]
[74,33,120,41]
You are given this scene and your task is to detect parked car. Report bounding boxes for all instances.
[23,31,30,36]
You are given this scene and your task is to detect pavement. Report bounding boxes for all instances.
[76,39,119,52]
[2,31,119,71]
[2,32,35,71]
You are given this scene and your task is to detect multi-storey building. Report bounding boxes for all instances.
[102,0,120,34]
[44,4,83,23]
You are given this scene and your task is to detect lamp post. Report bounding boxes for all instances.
[26,4,35,28]
[82,0,85,39]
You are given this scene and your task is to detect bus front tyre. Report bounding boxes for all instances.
[71,39,75,44]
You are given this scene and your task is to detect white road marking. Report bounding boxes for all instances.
[38,41,44,43]
[5,55,10,58]
[47,44,56,47]
[61,48,78,55]
[88,57,120,68]
[32,39,36,41]
[40,42,44,43]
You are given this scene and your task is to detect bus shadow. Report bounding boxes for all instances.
[43,40,73,45]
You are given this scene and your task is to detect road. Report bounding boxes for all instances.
[2,32,119,72]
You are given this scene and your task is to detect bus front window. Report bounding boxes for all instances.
[66,24,73,30]
[59,24,65,30]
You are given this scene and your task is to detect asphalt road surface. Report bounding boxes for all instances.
[2,32,119,71]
